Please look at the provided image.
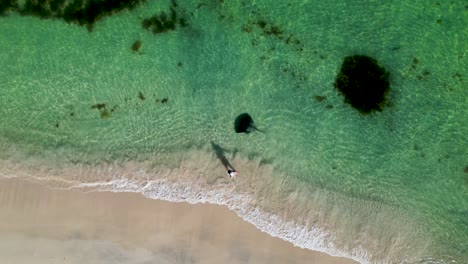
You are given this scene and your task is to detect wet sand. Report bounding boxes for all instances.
[0,178,357,264]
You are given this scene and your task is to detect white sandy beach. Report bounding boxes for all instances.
[0,178,357,264]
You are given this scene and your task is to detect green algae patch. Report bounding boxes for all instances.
[334,55,390,114]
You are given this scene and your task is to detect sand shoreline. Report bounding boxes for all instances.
[0,147,434,264]
[0,177,358,264]
[0,148,431,264]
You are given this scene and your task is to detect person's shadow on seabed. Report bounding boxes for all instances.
[210,141,237,177]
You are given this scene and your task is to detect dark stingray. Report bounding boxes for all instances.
[234,113,264,133]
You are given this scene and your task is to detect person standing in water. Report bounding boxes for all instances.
[228,169,238,178]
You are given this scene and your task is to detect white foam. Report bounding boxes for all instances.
[70,177,373,264]
[0,172,18,179]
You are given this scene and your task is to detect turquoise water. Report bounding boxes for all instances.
[0,0,467,263]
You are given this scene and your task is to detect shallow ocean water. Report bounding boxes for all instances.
[0,0,466,263]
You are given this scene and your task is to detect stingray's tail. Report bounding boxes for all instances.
[252,125,266,133]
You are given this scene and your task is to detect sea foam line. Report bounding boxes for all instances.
[70,177,372,264]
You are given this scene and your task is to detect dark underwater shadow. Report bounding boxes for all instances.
[210,141,235,171]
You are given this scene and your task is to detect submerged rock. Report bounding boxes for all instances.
[141,0,188,35]
[2,0,145,32]
[334,55,390,114]
[131,40,142,52]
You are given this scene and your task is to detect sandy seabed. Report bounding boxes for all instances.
[0,177,357,264]
[0,145,430,264]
